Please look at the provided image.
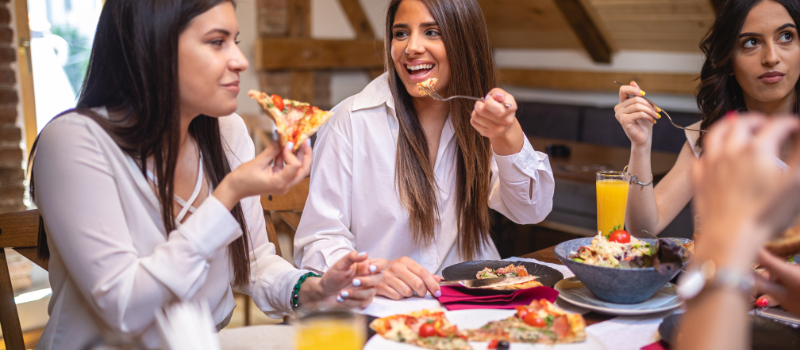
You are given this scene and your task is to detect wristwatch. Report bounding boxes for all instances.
[677,260,755,300]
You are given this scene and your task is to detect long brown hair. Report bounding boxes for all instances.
[29,0,253,286]
[385,0,495,260]
[697,0,800,146]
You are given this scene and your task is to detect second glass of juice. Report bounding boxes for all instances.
[596,170,630,235]
[294,303,365,350]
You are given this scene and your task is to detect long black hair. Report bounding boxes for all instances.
[29,0,253,286]
[697,0,800,146]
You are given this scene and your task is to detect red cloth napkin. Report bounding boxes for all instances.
[641,341,669,350]
[438,285,559,310]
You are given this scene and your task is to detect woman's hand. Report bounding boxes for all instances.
[376,256,442,300]
[214,140,312,210]
[471,88,524,156]
[300,251,386,309]
[755,249,800,316]
[614,81,659,149]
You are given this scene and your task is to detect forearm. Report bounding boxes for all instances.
[676,288,749,350]
[625,145,660,234]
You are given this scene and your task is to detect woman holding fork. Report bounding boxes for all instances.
[293,0,555,301]
[615,0,800,236]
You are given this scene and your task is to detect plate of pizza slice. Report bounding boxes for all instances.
[248,90,333,151]
[365,301,605,350]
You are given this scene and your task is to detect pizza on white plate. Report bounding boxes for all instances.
[369,309,471,350]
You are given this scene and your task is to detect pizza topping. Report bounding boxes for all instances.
[417,78,438,95]
[272,94,285,111]
[476,264,530,279]
[419,323,436,338]
[523,313,546,328]
[552,315,570,338]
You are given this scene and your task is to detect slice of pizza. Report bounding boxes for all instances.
[248,90,333,151]
[369,309,471,350]
[466,299,586,345]
[417,78,438,95]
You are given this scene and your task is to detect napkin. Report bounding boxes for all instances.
[641,341,669,350]
[438,285,559,311]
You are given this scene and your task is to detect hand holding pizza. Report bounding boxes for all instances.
[471,88,525,156]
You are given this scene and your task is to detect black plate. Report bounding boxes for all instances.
[659,313,800,350]
[441,260,564,288]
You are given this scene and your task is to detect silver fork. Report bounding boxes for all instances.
[419,85,513,108]
[613,81,707,133]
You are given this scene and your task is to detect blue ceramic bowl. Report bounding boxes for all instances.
[554,237,690,304]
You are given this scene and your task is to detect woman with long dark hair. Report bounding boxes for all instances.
[614,0,800,235]
[294,0,555,300]
[30,1,384,349]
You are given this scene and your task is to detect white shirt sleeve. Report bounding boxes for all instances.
[488,136,555,224]
[33,116,243,335]
[293,108,356,273]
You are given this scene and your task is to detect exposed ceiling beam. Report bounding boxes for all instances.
[499,69,698,95]
[553,0,613,63]
[256,38,384,70]
[338,0,375,39]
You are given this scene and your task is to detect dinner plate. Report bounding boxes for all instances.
[555,277,682,316]
[441,260,564,287]
[364,309,607,350]
[659,312,800,350]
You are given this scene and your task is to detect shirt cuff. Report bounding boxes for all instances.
[179,195,243,260]
[493,137,546,183]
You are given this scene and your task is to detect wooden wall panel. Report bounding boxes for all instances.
[499,69,699,95]
[478,0,584,49]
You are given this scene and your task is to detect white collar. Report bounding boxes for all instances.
[352,72,396,112]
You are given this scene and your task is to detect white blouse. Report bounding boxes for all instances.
[33,110,309,350]
[294,73,555,275]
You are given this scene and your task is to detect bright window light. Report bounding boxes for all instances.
[14,288,52,304]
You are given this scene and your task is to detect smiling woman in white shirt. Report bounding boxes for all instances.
[28,1,384,349]
[293,0,555,300]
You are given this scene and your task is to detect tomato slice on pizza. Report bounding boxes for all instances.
[248,90,333,151]
[370,309,471,350]
[466,299,586,345]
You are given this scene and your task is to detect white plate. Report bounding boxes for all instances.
[364,309,607,350]
[555,277,682,316]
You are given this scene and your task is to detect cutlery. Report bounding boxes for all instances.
[419,84,513,108]
[613,81,707,133]
[438,276,537,289]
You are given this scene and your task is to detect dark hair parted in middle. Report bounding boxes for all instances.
[697,0,800,146]
[385,0,495,261]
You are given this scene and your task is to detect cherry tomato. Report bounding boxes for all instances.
[419,323,436,337]
[515,306,530,319]
[608,230,631,244]
[756,296,769,308]
[488,339,499,349]
[523,313,546,328]
[272,94,285,111]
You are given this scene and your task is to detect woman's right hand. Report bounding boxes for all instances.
[613,81,660,148]
[376,256,442,300]
[214,140,312,210]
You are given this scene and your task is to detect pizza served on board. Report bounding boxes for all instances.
[369,309,471,350]
[465,299,586,345]
[248,90,333,151]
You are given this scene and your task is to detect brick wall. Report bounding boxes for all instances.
[0,0,24,214]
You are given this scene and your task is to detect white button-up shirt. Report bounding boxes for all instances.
[33,110,308,350]
[294,73,555,274]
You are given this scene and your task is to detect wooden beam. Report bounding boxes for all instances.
[289,0,311,38]
[498,69,698,95]
[338,0,375,39]
[0,249,25,350]
[0,209,38,248]
[553,0,613,63]
[256,38,384,70]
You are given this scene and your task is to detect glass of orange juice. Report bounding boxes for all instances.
[596,170,630,235]
[294,303,365,350]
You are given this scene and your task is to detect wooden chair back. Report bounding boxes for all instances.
[0,209,47,350]
[260,177,310,257]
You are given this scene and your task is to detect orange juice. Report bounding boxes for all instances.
[596,179,629,235]
[296,319,364,350]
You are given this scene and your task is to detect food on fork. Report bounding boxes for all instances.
[465,299,586,344]
[248,90,333,151]
[369,309,471,350]
[417,78,438,95]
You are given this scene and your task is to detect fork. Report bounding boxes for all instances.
[419,85,513,108]
[613,81,707,133]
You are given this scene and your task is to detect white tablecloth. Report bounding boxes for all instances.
[218,325,295,350]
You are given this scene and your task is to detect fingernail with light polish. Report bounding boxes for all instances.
[352,279,362,287]
[306,139,311,146]
[369,265,377,273]
[341,291,349,298]
[434,290,442,298]
[358,251,367,257]
[286,142,294,150]
[337,296,344,303]
[494,93,504,100]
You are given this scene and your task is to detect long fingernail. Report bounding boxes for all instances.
[485,93,492,100]
[413,291,418,296]
[757,296,769,308]
[337,296,344,303]
[639,90,646,96]
[358,251,367,257]
[272,131,279,141]
[352,279,362,287]
[286,141,294,150]
[656,106,662,112]
[369,265,377,273]
[656,113,661,119]
[306,139,311,146]
[434,290,442,298]
[341,291,349,298]
[494,93,504,100]
[726,110,738,120]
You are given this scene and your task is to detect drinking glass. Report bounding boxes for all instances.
[294,302,365,350]
[596,171,630,235]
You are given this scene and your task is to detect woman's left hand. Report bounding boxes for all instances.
[300,251,386,309]
[471,88,524,155]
